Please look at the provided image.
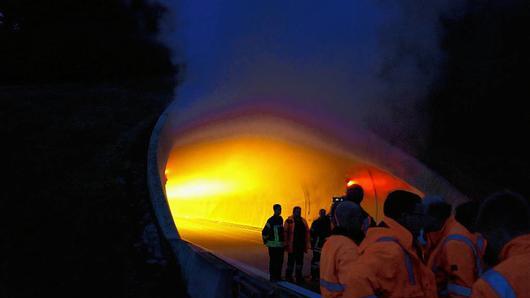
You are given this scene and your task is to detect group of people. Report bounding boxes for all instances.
[261,184,530,298]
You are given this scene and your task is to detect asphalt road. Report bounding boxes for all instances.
[173,217,314,279]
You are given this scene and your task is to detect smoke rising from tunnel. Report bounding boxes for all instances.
[156,0,463,153]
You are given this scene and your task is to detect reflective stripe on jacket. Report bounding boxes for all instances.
[427,217,486,297]
[262,215,284,248]
[319,235,359,298]
[346,217,437,298]
[471,234,530,298]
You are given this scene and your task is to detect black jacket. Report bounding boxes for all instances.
[262,215,284,247]
[310,216,331,250]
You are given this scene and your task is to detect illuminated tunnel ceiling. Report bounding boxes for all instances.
[164,114,422,228]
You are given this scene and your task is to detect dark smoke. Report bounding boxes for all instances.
[157,1,465,155]
[157,1,530,198]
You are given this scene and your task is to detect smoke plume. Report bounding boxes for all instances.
[156,0,464,153]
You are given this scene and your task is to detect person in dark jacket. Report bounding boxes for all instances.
[284,206,310,284]
[345,184,376,232]
[310,209,331,282]
[330,184,375,241]
[262,204,285,281]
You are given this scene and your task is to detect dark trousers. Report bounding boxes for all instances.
[268,247,284,280]
[310,250,321,281]
[286,250,304,280]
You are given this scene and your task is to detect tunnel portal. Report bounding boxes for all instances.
[164,115,421,228]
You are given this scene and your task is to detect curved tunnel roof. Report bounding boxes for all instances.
[152,104,467,230]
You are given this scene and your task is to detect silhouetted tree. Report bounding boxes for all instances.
[0,0,175,84]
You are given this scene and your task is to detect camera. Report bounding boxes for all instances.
[332,196,345,203]
[330,196,347,224]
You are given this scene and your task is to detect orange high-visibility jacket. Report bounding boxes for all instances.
[319,234,360,298]
[471,234,530,298]
[284,215,310,253]
[346,217,437,298]
[427,217,486,297]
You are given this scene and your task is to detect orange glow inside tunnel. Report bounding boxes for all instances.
[165,135,421,228]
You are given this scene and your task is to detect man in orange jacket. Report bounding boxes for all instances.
[470,191,530,298]
[284,206,310,283]
[346,190,437,297]
[424,197,486,297]
[320,201,364,298]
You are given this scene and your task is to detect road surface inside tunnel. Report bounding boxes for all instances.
[173,217,314,279]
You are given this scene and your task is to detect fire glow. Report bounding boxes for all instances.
[164,117,421,228]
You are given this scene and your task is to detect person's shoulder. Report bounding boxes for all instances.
[331,235,357,247]
[493,253,530,277]
[361,230,404,257]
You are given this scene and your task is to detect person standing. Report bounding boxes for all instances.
[330,183,375,238]
[262,204,285,282]
[423,197,486,297]
[470,191,530,298]
[310,209,331,282]
[319,201,364,297]
[346,190,437,297]
[284,206,310,284]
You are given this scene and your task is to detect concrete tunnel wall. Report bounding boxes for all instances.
[165,116,420,227]
[148,101,320,297]
[147,100,468,297]
[152,101,467,228]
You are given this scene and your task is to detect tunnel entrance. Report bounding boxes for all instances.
[164,115,421,229]
[153,112,463,287]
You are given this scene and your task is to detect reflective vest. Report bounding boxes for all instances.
[262,215,284,248]
[471,234,530,298]
[319,235,359,298]
[346,217,437,298]
[427,217,486,297]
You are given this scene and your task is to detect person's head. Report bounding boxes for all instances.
[345,184,364,204]
[335,201,363,234]
[423,195,452,233]
[319,209,326,218]
[455,200,480,233]
[293,206,302,218]
[384,190,424,238]
[476,191,530,265]
[273,204,282,216]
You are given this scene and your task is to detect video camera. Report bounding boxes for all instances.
[330,196,347,225]
[332,196,346,204]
